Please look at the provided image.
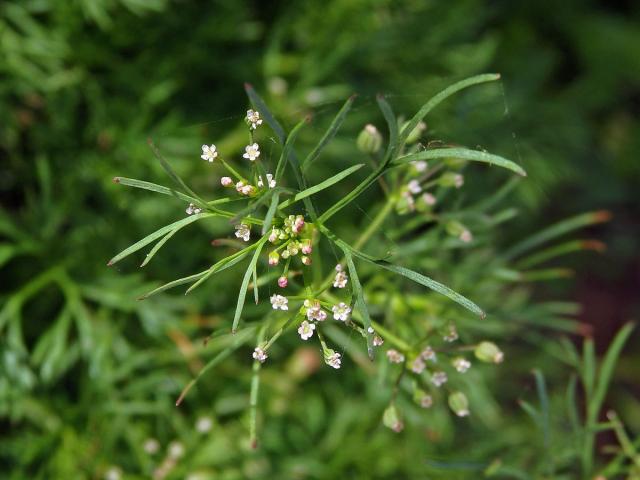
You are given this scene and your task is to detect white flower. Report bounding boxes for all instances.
[220,176,233,187]
[431,371,448,387]
[252,347,268,363]
[412,160,428,172]
[270,294,288,311]
[373,335,384,346]
[240,184,255,196]
[243,143,260,161]
[420,346,437,362]
[297,320,316,340]
[196,416,213,433]
[335,264,343,272]
[235,223,251,242]
[367,326,374,333]
[443,325,458,342]
[325,351,341,369]
[454,174,464,188]
[186,203,202,215]
[168,441,185,459]
[420,395,433,409]
[386,349,405,364]
[104,467,122,480]
[235,180,245,192]
[407,179,422,194]
[332,302,351,321]
[333,271,348,289]
[422,192,436,206]
[201,144,218,162]
[411,357,426,374]
[258,173,276,188]
[453,357,471,373]
[246,109,263,129]
[143,438,160,454]
[459,229,473,243]
[306,303,327,321]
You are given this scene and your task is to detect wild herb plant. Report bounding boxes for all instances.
[110,74,528,439]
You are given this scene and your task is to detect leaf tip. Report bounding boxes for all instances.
[250,438,259,449]
[244,82,253,91]
[231,328,237,335]
[107,259,114,267]
[349,93,358,101]
[593,210,612,223]
[113,176,121,183]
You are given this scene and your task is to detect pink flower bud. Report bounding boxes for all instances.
[268,251,280,266]
[301,255,312,266]
[220,176,233,187]
[301,239,312,255]
[278,276,288,288]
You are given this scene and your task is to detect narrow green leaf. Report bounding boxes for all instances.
[252,257,259,305]
[185,244,257,294]
[249,325,267,448]
[276,117,309,181]
[278,164,365,210]
[376,94,399,162]
[113,177,197,203]
[232,237,268,333]
[399,74,501,146]
[140,228,178,267]
[108,212,214,266]
[261,191,280,235]
[516,240,604,269]
[590,322,634,419]
[341,247,374,359]
[351,251,485,318]
[138,270,209,300]
[245,83,285,143]
[503,210,611,261]
[393,148,526,177]
[533,369,550,446]
[302,95,356,170]
[582,339,596,398]
[147,138,204,202]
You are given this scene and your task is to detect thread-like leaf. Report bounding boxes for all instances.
[275,117,309,181]
[232,237,268,332]
[147,138,204,203]
[503,210,611,261]
[140,228,178,267]
[113,177,197,203]
[302,95,356,171]
[261,191,280,235]
[376,94,399,162]
[393,148,526,177]
[399,74,501,146]
[108,213,214,266]
[185,244,258,294]
[351,251,485,318]
[278,164,364,210]
[138,270,209,300]
[341,247,374,359]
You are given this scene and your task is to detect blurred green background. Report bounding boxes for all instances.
[1,0,638,478]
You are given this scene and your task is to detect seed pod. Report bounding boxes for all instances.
[475,341,504,363]
[357,124,383,154]
[448,391,470,417]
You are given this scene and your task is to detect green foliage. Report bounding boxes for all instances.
[1,1,638,479]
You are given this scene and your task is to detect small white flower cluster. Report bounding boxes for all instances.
[324,348,342,369]
[331,302,351,321]
[185,203,202,215]
[201,144,218,162]
[443,324,458,342]
[453,357,471,373]
[266,215,314,273]
[253,347,268,363]
[333,264,348,288]
[234,223,251,242]
[431,371,448,387]
[386,349,405,364]
[245,109,263,130]
[270,294,288,311]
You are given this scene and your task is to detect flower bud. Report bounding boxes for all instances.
[413,388,433,409]
[402,120,426,144]
[220,176,233,187]
[382,404,404,432]
[268,251,280,266]
[448,391,470,417]
[438,172,464,188]
[278,276,288,288]
[300,239,312,255]
[474,341,504,364]
[357,124,383,154]
[301,255,312,266]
